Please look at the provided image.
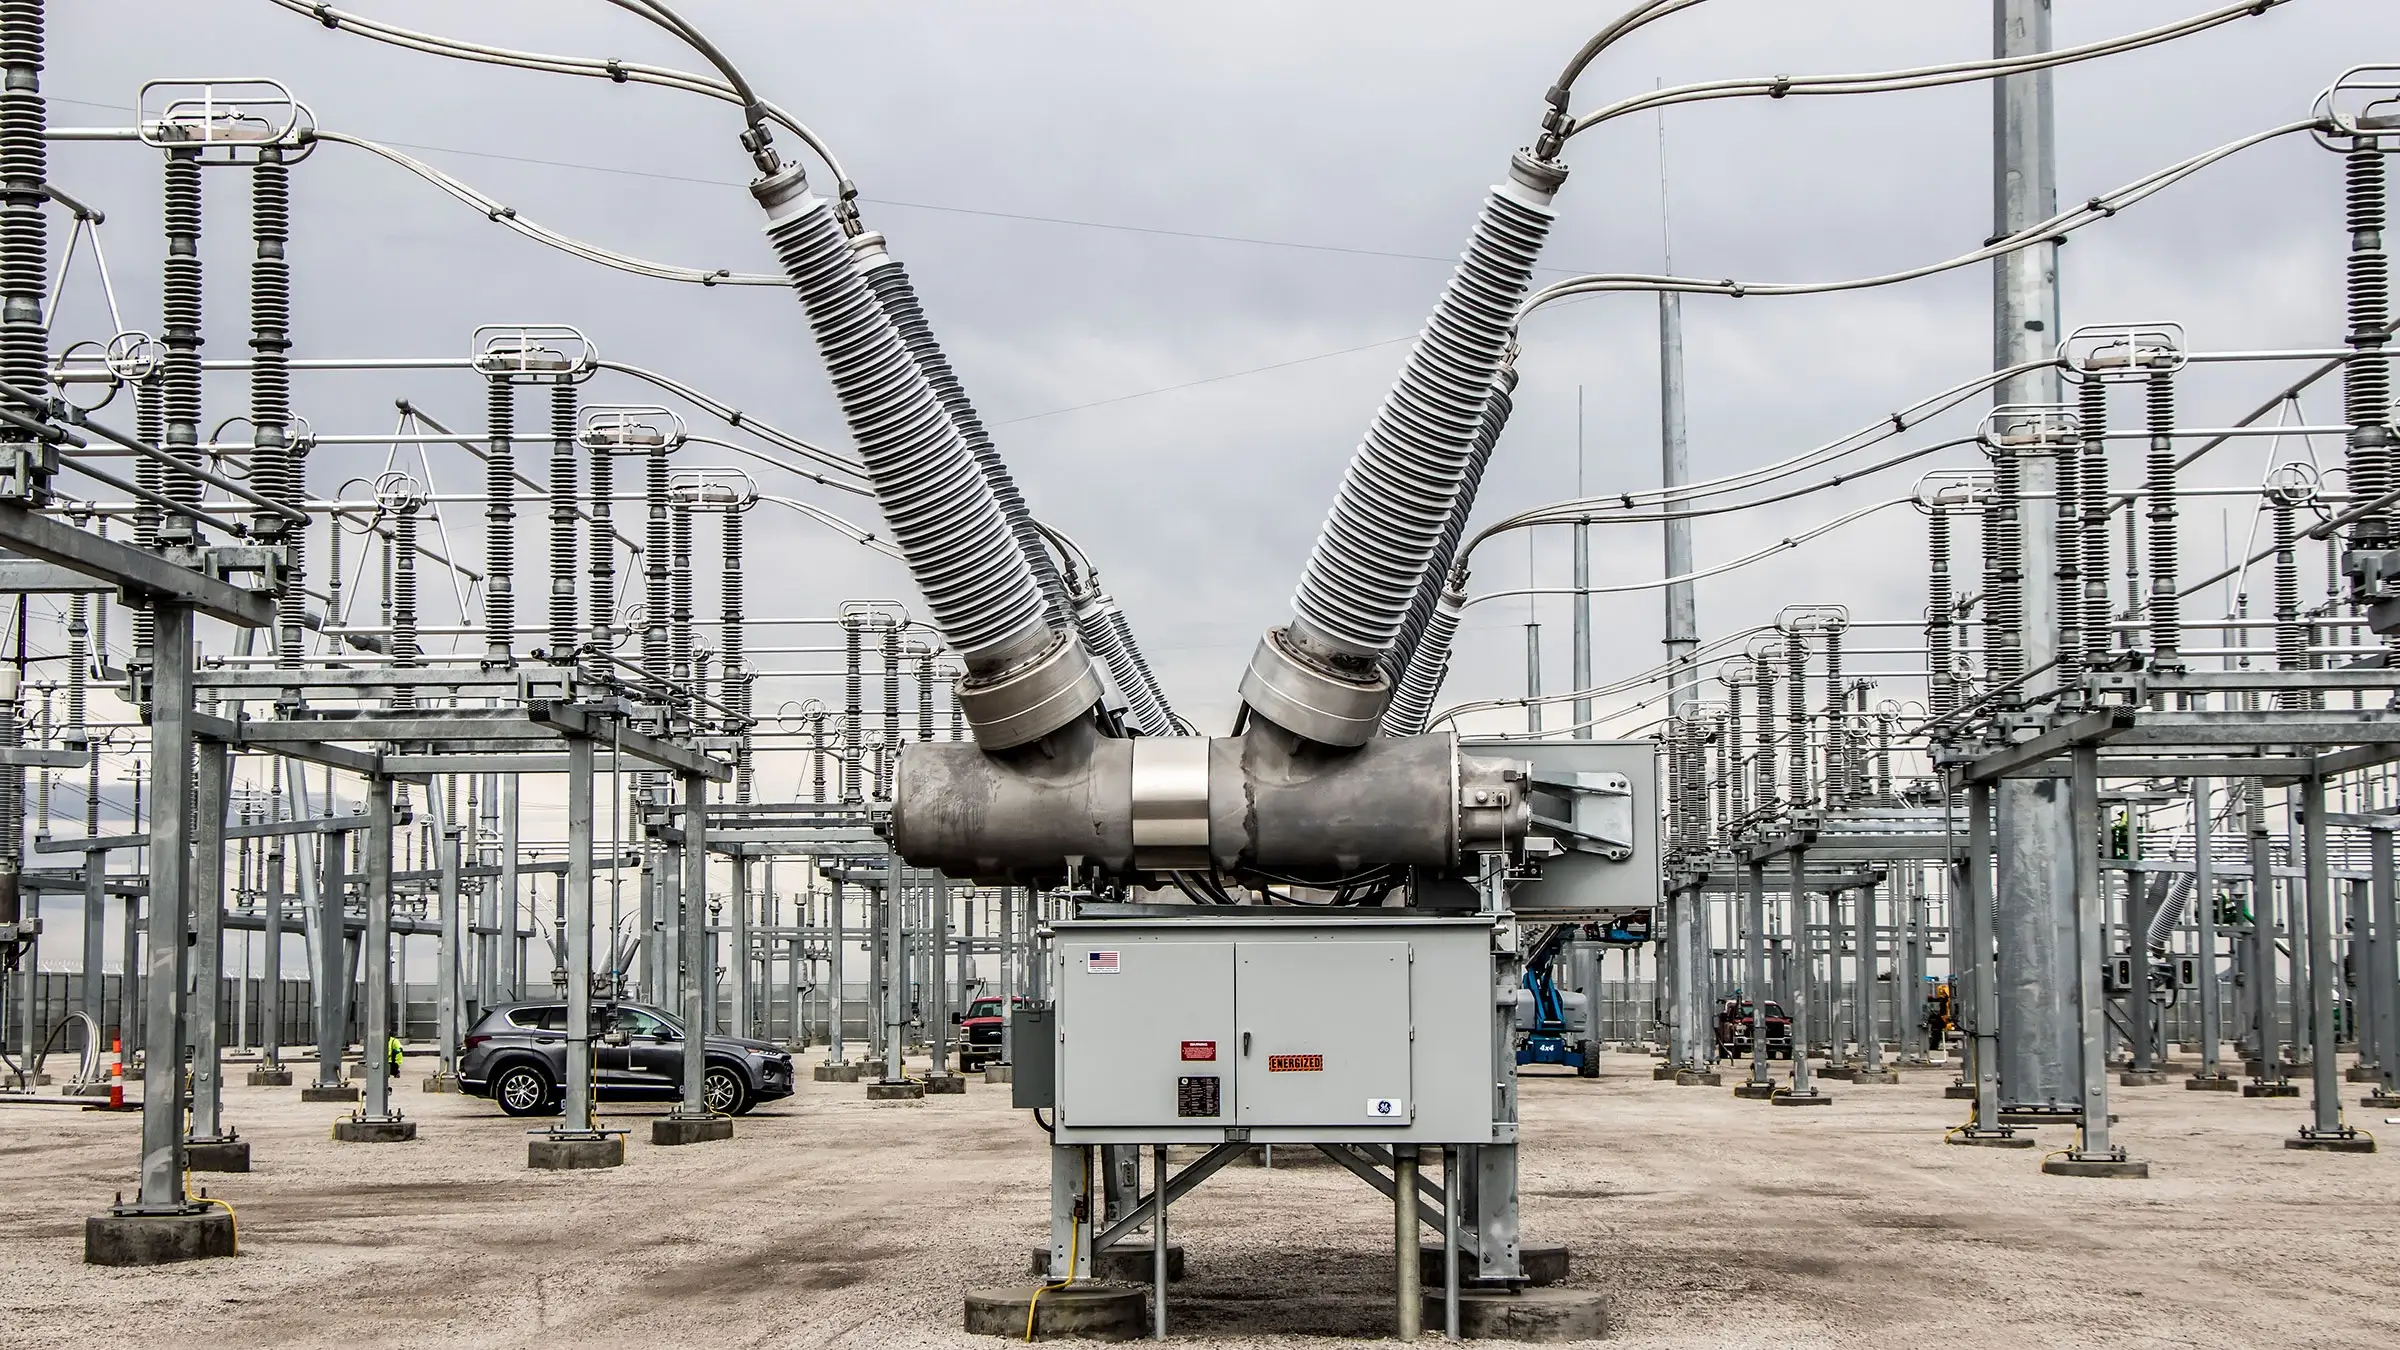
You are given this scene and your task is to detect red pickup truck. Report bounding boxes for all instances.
[1715,998,1793,1060]
[957,996,1025,1073]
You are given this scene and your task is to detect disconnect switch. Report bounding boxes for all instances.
[1011,1005,1055,1110]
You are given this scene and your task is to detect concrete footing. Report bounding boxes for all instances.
[1849,1068,1901,1085]
[2041,1155,2150,1178]
[184,1137,251,1172]
[963,1284,1144,1342]
[245,1067,292,1088]
[2243,1081,2300,1098]
[2363,1091,2400,1108]
[420,1072,460,1093]
[867,1079,927,1102]
[1944,1083,1976,1100]
[984,1064,1015,1084]
[1030,1243,1184,1282]
[1817,1065,1859,1082]
[1672,1069,1721,1087]
[2186,1074,2240,1092]
[62,1080,112,1097]
[813,1062,865,1083]
[924,1073,968,1095]
[1651,1064,1680,1081]
[2346,1065,2380,1083]
[1771,1089,1832,1107]
[2118,1070,2170,1087]
[1732,1080,1777,1100]
[1420,1287,1610,1341]
[2287,1131,2377,1153]
[528,1134,624,1170]
[85,1209,237,1266]
[1419,1243,1569,1287]
[332,1116,418,1143]
[651,1115,734,1146]
[300,1083,359,1103]
[1946,1129,2037,1148]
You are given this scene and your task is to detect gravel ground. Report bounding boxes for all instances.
[3,1050,2393,1348]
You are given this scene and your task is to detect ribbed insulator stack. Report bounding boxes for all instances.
[159,148,202,537]
[276,443,308,670]
[1753,650,1777,812]
[1074,588,1174,736]
[0,0,45,498]
[669,500,694,711]
[643,444,671,693]
[64,588,83,733]
[1926,510,1954,719]
[392,504,421,709]
[2061,385,2095,686]
[1726,676,1747,823]
[486,376,517,664]
[809,713,827,804]
[1987,448,2024,696]
[1661,719,1685,857]
[2346,145,2393,548]
[2274,498,2304,710]
[1875,715,1894,800]
[720,509,748,803]
[915,650,935,745]
[248,151,292,541]
[130,378,161,677]
[880,625,901,800]
[840,618,863,802]
[547,385,579,659]
[755,174,1047,669]
[1103,606,1173,733]
[2081,392,2113,671]
[1821,629,1844,806]
[586,441,613,664]
[1380,583,1464,736]
[1285,159,1562,673]
[1710,711,1728,836]
[1389,365,1518,684]
[858,250,1072,626]
[1784,632,1808,807]
[1681,720,1706,852]
[2145,369,2181,667]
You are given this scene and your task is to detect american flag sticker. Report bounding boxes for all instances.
[1086,950,1120,974]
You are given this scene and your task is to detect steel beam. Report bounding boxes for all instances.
[0,504,271,628]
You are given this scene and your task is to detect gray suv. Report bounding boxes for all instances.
[458,1001,795,1117]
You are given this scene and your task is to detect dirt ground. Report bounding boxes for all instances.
[3,1050,2394,1349]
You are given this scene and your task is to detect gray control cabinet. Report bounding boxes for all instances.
[1049,914,1496,1146]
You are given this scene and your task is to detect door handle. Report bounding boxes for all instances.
[1241,1030,1251,1057]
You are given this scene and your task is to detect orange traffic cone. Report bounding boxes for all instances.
[108,1037,123,1110]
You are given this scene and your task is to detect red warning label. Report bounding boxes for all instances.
[1267,1054,1325,1073]
[1180,1040,1216,1061]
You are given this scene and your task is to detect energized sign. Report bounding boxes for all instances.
[1267,1053,1325,1073]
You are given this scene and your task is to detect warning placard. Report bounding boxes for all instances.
[1266,1053,1324,1073]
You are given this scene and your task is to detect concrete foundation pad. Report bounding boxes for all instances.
[62,1080,112,1097]
[1673,1069,1722,1087]
[420,1073,459,1093]
[984,1064,1015,1084]
[85,1209,237,1266]
[963,1284,1144,1342]
[331,1116,417,1143]
[245,1068,292,1088]
[1651,1064,1680,1081]
[184,1138,251,1172]
[2041,1156,2150,1179]
[1850,1069,1901,1085]
[867,1079,927,1102]
[2243,1082,2301,1098]
[300,1084,359,1103]
[1732,1081,1778,1100]
[528,1134,624,1170]
[2346,1065,2379,1083]
[1946,1130,2037,1149]
[1817,1066,1859,1082]
[652,1115,735,1146]
[1419,1243,1570,1288]
[1944,1083,1976,1100]
[2287,1132,2377,1153]
[2119,1070,2170,1087]
[1421,1286,1610,1341]
[2186,1075,2240,1092]
[2363,1091,2400,1108]
[923,1073,968,1095]
[1771,1090,1833,1107]
[813,1062,864,1083]
[1030,1243,1185,1283]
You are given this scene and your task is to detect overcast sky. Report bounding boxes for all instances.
[35,0,2400,833]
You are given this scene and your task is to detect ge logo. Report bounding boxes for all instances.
[1366,1098,1403,1118]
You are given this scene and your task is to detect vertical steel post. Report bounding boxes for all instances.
[2245,779,2285,1085]
[1152,1143,1170,1341]
[498,774,519,1002]
[2065,744,2127,1164]
[312,780,346,1089]
[730,854,752,1038]
[2193,777,2226,1079]
[677,771,709,1115]
[2295,776,2355,1144]
[186,738,229,1144]
[561,736,597,1132]
[1991,0,2080,1115]
[359,774,398,1122]
[882,865,905,1082]
[1784,847,1824,1100]
[932,872,952,1073]
[2372,826,2398,1099]
[434,784,460,1081]
[1395,1146,1422,1342]
[261,835,282,1068]
[131,604,191,1211]
[1745,861,1770,1087]
[829,876,848,1064]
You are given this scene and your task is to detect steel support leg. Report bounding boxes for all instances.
[128,603,193,1213]
[185,737,230,1144]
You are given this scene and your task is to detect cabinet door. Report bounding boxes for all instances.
[1058,940,1236,1128]
[1235,941,1413,1127]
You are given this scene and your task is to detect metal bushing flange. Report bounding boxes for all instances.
[955,628,1104,750]
[1237,627,1390,748]
[1130,737,1210,871]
